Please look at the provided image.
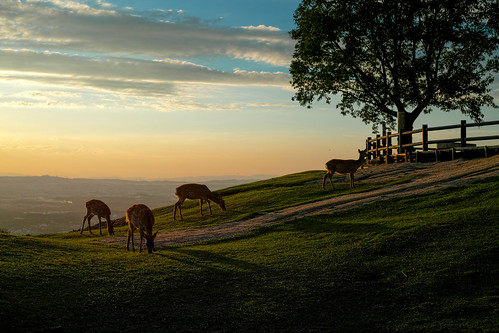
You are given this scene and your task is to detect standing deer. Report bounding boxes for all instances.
[322,149,367,190]
[81,199,114,235]
[126,203,157,253]
[173,184,226,220]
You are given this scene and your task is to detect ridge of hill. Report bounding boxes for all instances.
[0,176,259,235]
[102,155,499,247]
[1,156,498,332]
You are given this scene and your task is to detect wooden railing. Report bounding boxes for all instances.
[366,120,499,163]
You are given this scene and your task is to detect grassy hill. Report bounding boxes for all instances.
[0,171,498,332]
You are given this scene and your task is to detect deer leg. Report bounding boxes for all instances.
[106,216,113,235]
[323,171,335,190]
[178,203,183,220]
[207,200,213,215]
[139,232,143,253]
[131,229,135,252]
[322,172,328,189]
[130,229,135,252]
[80,215,88,234]
[98,217,103,235]
[199,199,203,215]
[127,228,132,251]
[350,173,355,188]
[87,215,94,234]
[174,200,184,220]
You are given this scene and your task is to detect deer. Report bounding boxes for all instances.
[80,199,114,235]
[173,183,226,221]
[322,149,367,190]
[126,203,157,253]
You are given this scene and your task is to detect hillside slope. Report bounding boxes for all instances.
[1,157,498,332]
[103,155,499,247]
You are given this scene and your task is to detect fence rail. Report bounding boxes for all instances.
[366,120,499,163]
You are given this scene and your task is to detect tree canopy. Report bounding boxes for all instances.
[290,0,499,131]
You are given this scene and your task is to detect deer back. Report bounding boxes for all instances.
[126,204,155,236]
[86,199,111,217]
[175,183,212,200]
[326,149,367,174]
[326,159,359,173]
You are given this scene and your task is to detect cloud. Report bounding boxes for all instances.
[0,49,290,96]
[31,0,117,16]
[0,141,60,153]
[247,102,292,108]
[241,25,281,32]
[11,90,82,101]
[0,89,83,108]
[0,0,294,106]
[0,1,293,66]
[140,98,241,113]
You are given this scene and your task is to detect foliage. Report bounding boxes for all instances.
[290,0,499,131]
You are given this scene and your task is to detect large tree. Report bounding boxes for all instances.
[290,0,499,138]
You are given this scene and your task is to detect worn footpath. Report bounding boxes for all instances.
[101,155,499,248]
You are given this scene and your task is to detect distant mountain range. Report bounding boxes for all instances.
[0,175,264,235]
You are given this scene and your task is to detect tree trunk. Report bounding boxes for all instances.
[397,111,415,153]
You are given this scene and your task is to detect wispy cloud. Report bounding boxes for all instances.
[0,49,289,95]
[0,1,293,64]
[0,0,293,107]
[0,88,84,109]
[241,25,281,32]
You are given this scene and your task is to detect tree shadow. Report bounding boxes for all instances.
[250,214,395,236]
[154,246,265,274]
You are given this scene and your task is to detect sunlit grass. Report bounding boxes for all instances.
[0,174,497,332]
[150,170,417,233]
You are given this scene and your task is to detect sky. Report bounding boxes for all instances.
[0,0,498,180]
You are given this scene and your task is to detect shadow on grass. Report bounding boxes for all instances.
[155,247,266,274]
[0,233,83,255]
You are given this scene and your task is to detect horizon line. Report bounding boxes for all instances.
[0,173,279,182]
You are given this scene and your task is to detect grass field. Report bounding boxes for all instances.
[0,172,498,332]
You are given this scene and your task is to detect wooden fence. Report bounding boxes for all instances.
[366,120,499,164]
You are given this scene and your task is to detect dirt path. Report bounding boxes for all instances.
[101,155,499,248]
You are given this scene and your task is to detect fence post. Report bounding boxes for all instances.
[382,122,387,147]
[397,131,403,154]
[422,124,428,151]
[381,123,387,160]
[376,134,380,160]
[366,137,372,161]
[460,120,467,147]
[387,132,392,157]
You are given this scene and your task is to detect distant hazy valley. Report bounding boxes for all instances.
[0,176,260,235]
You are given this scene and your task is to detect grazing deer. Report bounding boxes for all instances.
[322,149,367,190]
[126,203,157,253]
[81,199,114,235]
[173,183,226,220]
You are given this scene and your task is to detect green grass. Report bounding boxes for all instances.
[0,173,498,332]
[151,170,416,232]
